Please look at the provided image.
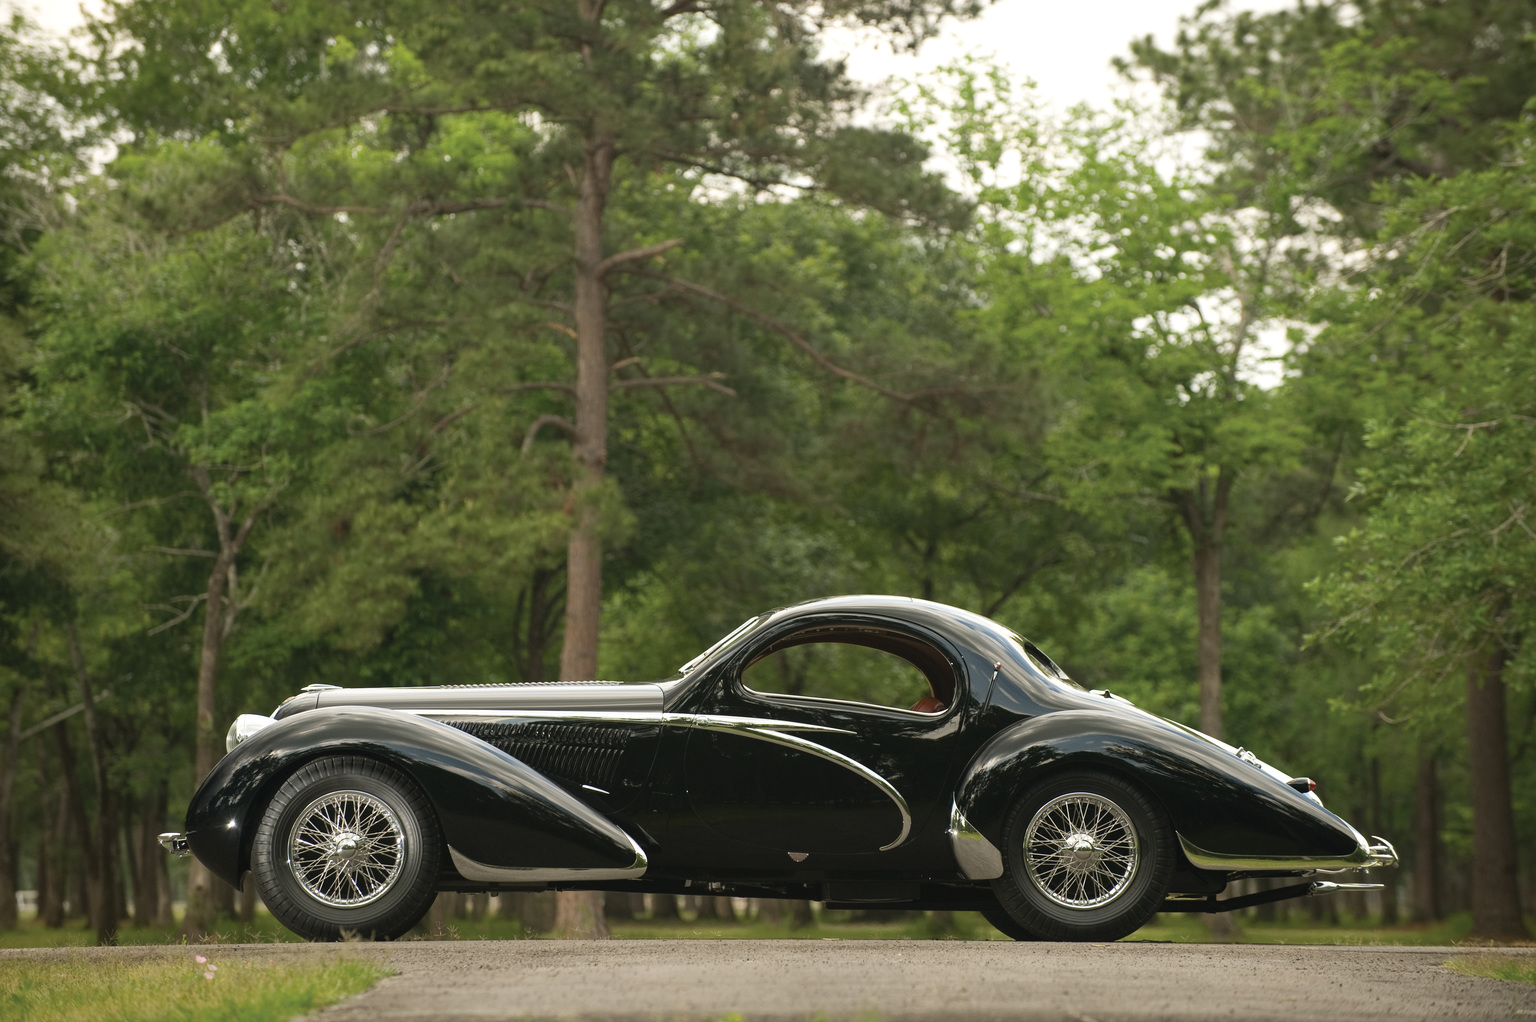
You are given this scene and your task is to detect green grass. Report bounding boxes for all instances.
[1128,911,1479,946]
[1446,955,1536,985]
[0,907,1504,947]
[0,955,386,1022]
[0,916,303,949]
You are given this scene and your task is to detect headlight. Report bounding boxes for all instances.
[226,713,275,753]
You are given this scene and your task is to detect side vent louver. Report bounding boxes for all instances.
[449,721,629,789]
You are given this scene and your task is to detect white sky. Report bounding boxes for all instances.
[828,0,1295,110]
[21,0,1294,111]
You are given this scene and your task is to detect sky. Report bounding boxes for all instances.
[19,0,1296,111]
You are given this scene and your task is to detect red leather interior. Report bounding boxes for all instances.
[910,695,946,714]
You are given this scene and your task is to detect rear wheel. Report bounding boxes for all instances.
[991,770,1172,942]
[252,756,440,941]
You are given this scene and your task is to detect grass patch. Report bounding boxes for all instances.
[0,955,386,1022]
[1446,955,1536,984]
[0,906,1513,947]
[1128,911,1478,946]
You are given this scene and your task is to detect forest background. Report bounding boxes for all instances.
[0,0,1532,946]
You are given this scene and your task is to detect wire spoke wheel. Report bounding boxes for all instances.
[286,789,406,908]
[1023,792,1139,909]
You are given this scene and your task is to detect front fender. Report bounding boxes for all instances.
[955,710,1360,863]
[184,707,642,888]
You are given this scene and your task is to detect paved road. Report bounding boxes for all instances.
[5,940,1535,1021]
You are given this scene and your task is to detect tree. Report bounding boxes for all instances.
[906,66,1310,742]
[1310,118,1536,939]
[92,0,976,935]
[29,151,336,934]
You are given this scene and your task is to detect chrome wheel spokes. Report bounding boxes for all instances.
[1023,792,1138,909]
[287,790,405,908]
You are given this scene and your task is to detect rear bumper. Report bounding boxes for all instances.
[1177,831,1398,873]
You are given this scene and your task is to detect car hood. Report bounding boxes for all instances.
[276,681,666,719]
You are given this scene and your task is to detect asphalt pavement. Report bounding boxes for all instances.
[5,939,1535,1021]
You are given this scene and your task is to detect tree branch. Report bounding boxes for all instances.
[597,238,683,278]
[635,272,914,403]
[611,373,736,397]
[521,413,577,454]
[147,594,207,636]
[501,381,576,396]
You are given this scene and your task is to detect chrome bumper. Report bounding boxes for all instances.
[1363,835,1398,868]
[158,832,189,857]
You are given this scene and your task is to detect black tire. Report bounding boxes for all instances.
[991,770,1173,942]
[980,901,1042,940]
[252,756,440,941]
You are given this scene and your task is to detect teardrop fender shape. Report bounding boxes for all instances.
[954,710,1361,864]
[183,706,644,889]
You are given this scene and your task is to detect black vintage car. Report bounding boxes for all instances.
[162,596,1395,941]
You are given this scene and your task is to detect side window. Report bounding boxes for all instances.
[740,628,954,713]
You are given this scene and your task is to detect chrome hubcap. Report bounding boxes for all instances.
[1024,792,1138,909]
[287,790,405,908]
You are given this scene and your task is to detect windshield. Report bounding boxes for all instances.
[678,616,762,675]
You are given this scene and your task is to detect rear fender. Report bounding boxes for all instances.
[184,707,644,889]
[955,711,1360,864]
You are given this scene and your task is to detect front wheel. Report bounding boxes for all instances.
[252,756,440,941]
[991,770,1172,942]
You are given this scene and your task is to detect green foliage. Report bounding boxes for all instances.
[1310,116,1536,711]
[1,0,1534,940]
[0,956,385,1022]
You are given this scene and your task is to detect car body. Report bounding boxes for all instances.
[164,595,1396,941]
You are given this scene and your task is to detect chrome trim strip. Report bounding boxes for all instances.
[947,802,1003,879]
[1177,831,1400,873]
[448,832,649,883]
[1311,881,1383,895]
[413,708,911,851]
[407,707,850,734]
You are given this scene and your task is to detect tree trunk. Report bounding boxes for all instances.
[516,891,559,934]
[553,116,618,941]
[52,720,110,942]
[648,892,679,920]
[66,622,119,945]
[37,761,65,927]
[554,887,609,938]
[134,784,169,928]
[1191,540,1224,741]
[603,890,634,921]
[422,891,452,937]
[517,566,562,685]
[1411,753,1441,922]
[1368,753,1398,924]
[0,687,23,930]
[184,549,235,939]
[712,896,736,923]
[1176,476,1230,741]
[1179,478,1237,942]
[1465,644,1529,939]
[787,899,814,928]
